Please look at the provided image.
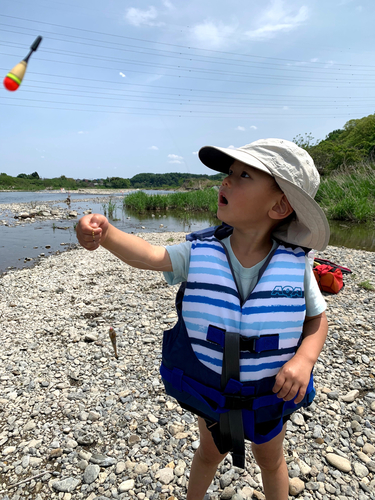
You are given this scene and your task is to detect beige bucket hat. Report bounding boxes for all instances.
[199,138,330,251]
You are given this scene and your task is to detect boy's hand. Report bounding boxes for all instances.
[76,213,109,250]
[272,353,313,404]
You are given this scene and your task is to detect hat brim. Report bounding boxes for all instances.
[273,178,330,251]
[199,145,272,176]
[199,145,330,251]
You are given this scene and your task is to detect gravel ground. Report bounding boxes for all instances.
[0,232,374,500]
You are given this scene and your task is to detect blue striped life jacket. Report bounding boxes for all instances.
[160,225,315,467]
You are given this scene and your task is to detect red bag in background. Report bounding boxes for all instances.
[313,264,344,294]
[313,257,352,274]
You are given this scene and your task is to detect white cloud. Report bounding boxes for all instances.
[283,106,289,110]
[250,125,258,130]
[227,145,236,150]
[190,20,237,49]
[245,1,309,41]
[162,0,174,9]
[310,58,319,63]
[125,6,163,27]
[149,146,159,150]
[236,126,246,131]
[324,60,335,68]
[145,74,164,84]
[192,151,198,155]
[119,72,126,78]
[78,131,88,134]
[168,153,184,164]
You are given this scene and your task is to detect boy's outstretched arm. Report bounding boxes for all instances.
[272,311,328,404]
[76,213,173,272]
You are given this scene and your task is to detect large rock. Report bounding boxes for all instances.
[52,477,80,492]
[326,453,352,472]
[155,467,174,485]
[83,464,100,484]
[289,477,305,496]
[118,479,135,492]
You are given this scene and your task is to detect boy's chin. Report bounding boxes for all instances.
[216,211,228,225]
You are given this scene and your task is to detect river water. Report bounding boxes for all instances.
[0,191,217,273]
[0,191,374,274]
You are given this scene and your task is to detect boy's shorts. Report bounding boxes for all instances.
[204,415,290,454]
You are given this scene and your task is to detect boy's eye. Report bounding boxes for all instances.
[241,171,250,178]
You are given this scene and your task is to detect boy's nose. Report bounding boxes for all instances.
[222,175,230,186]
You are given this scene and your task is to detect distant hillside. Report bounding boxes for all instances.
[3,114,375,191]
[295,113,375,173]
[129,172,225,189]
[0,171,224,191]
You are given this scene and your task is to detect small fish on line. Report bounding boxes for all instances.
[109,327,118,359]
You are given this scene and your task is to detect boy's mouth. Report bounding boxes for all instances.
[218,192,228,205]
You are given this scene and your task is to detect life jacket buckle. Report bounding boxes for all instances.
[224,393,255,410]
[239,336,257,352]
[240,334,279,353]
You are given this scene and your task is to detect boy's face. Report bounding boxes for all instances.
[217,160,284,231]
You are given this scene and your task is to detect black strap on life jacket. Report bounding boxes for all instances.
[220,331,245,468]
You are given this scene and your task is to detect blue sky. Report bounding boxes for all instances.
[1,0,374,179]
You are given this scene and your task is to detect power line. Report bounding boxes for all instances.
[2,32,375,78]
[24,81,375,101]
[2,67,373,100]
[1,53,373,89]
[0,100,366,119]
[2,49,373,86]
[17,88,375,110]
[1,95,373,114]
[1,13,375,70]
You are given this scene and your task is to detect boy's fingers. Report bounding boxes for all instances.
[276,379,294,400]
[272,372,285,393]
[282,384,299,401]
[90,214,101,227]
[293,387,306,404]
[83,239,100,251]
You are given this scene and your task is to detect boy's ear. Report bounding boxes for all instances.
[269,194,293,220]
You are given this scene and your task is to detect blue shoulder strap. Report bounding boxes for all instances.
[186,223,233,242]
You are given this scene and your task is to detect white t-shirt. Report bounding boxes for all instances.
[163,236,326,318]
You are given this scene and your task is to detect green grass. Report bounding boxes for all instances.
[123,189,219,216]
[102,198,117,219]
[315,164,375,222]
[124,169,375,224]
[358,280,375,291]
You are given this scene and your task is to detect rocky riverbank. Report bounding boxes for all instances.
[0,233,374,500]
[0,196,125,227]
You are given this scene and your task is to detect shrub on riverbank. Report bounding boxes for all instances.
[0,173,89,191]
[315,163,375,222]
[123,189,218,215]
[295,113,375,175]
[124,165,375,224]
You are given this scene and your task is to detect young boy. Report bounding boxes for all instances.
[76,138,329,500]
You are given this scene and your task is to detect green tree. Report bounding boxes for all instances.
[108,177,131,188]
[300,113,375,174]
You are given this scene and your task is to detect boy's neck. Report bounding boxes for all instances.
[230,228,273,268]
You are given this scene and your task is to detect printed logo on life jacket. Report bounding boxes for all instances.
[271,285,303,298]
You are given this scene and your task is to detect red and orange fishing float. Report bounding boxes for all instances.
[3,36,42,91]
